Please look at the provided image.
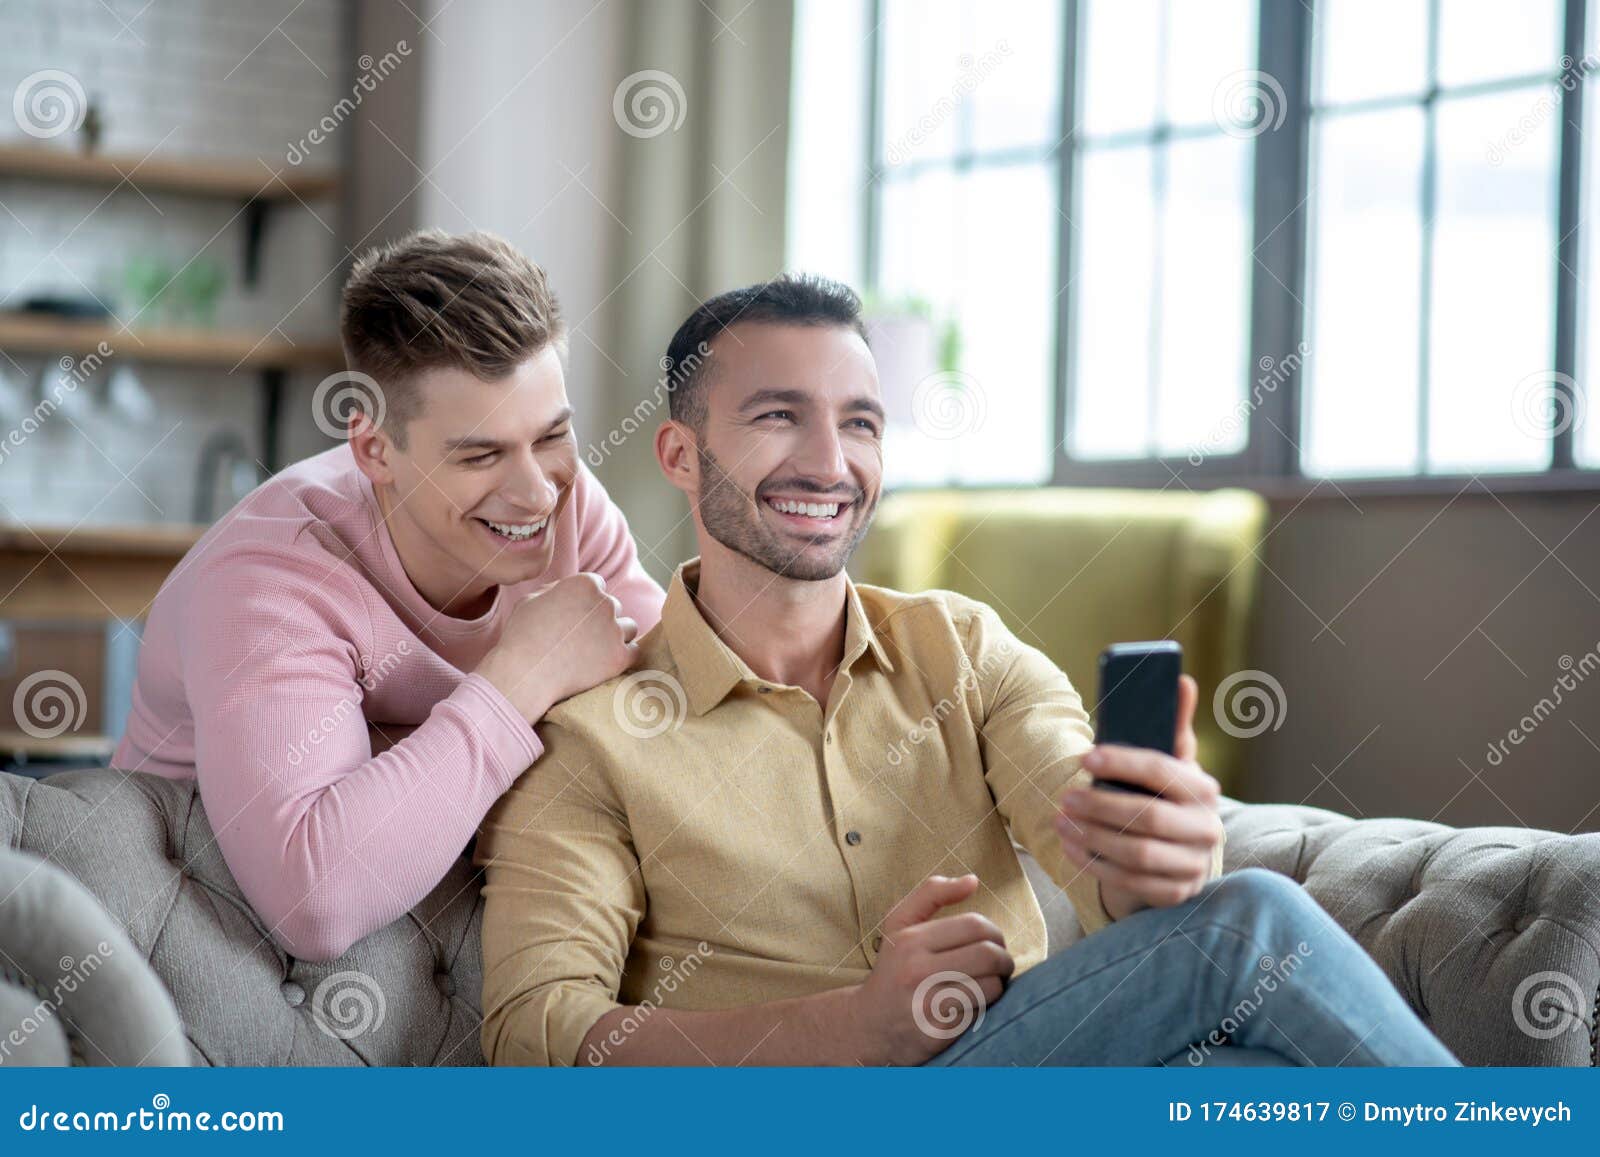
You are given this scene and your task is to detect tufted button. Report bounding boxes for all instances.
[279,981,305,1007]
[434,971,456,998]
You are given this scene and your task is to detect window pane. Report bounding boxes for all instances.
[1438,0,1562,88]
[969,0,1061,152]
[1580,73,1600,469]
[1164,0,1258,129]
[877,165,1054,485]
[1079,0,1160,136]
[879,0,966,167]
[1070,145,1156,459]
[1428,90,1559,473]
[1154,135,1252,457]
[1315,0,1428,105]
[1303,108,1425,476]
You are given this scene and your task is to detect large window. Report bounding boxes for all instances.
[785,0,1600,489]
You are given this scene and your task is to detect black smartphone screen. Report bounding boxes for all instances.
[1093,641,1182,794]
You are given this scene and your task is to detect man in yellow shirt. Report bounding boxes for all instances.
[474,275,1459,1068]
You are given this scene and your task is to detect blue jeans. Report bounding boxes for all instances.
[925,868,1460,1067]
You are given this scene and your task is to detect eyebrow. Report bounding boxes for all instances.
[739,389,886,421]
[441,407,574,453]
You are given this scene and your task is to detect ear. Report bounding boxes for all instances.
[349,412,401,488]
[655,419,699,499]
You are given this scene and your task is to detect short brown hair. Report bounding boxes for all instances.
[339,229,566,446]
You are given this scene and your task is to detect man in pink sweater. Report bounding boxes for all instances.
[114,230,665,961]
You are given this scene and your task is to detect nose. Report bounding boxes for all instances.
[789,422,851,490]
[509,447,560,513]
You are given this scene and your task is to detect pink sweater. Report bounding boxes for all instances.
[113,444,664,961]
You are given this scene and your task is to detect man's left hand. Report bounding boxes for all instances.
[1054,674,1224,921]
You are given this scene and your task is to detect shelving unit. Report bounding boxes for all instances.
[0,143,347,470]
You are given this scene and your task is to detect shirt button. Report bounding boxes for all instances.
[825,732,834,745]
[758,686,771,694]
[845,829,862,846]
[871,935,883,952]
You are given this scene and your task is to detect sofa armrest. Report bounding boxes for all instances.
[0,844,190,1066]
[1219,798,1599,1066]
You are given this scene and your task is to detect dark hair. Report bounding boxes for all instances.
[662,273,867,429]
[339,229,566,447]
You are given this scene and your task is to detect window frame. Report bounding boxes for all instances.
[858,0,1600,494]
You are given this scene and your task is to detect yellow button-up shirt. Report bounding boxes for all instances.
[476,560,1221,1065]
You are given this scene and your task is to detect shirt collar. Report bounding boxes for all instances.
[663,559,895,716]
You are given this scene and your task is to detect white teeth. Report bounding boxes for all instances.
[769,499,841,518]
[483,517,548,540]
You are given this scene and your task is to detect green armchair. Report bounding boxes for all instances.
[854,487,1269,790]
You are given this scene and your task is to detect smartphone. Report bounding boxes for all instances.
[1092,641,1182,795]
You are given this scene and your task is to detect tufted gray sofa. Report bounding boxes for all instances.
[2,766,1597,1066]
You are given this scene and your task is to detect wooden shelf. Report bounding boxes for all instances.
[0,314,343,371]
[0,143,339,202]
[0,730,117,762]
[0,522,205,558]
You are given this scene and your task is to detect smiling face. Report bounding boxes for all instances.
[664,321,884,582]
[352,344,577,615]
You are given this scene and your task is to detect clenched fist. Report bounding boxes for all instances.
[474,572,638,723]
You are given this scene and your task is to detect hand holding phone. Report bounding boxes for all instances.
[1091,641,1181,795]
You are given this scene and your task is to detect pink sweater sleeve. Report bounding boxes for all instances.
[180,549,541,962]
[573,463,666,634]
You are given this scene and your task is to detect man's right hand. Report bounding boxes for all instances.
[845,874,1013,1065]
[474,572,638,723]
